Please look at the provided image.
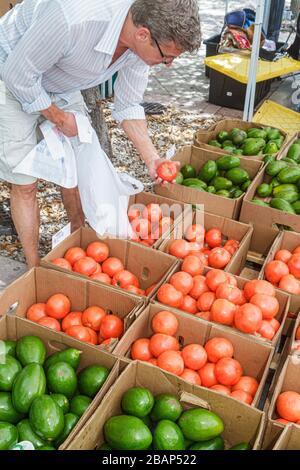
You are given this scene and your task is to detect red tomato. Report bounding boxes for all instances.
[204,337,234,363]
[100,315,124,339]
[269,318,280,333]
[265,260,289,284]
[182,255,204,277]
[225,274,238,287]
[37,316,61,332]
[180,368,201,386]
[93,263,102,275]
[157,350,184,376]
[276,391,300,422]
[82,306,106,331]
[52,258,72,271]
[189,275,209,300]
[197,292,216,312]
[205,228,222,248]
[180,295,198,314]
[210,384,231,396]
[125,285,145,296]
[102,257,124,278]
[26,303,47,323]
[182,344,207,370]
[157,284,183,309]
[62,311,83,332]
[112,270,140,289]
[46,293,71,320]
[230,390,252,405]
[151,311,179,336]
[210,299,236,326]
[73,257,98,277]
[157,161,178,182]
[215,282,244,305]
[215,357,243,386]
[149,333,179,358]
[257,320,276,340]
[143,203,162,224]
[64,247,86,266]
[205,269,228,292]
[128,206,142,222]
[131,218,151,239]
[170,271,194,295]
[293,246,300,255]
[90,272,112,284]
[195,311,211,321]
[169,239,190,259]
[243,280,275,301]
[279,275,300,295]
[208,247,231,269]
[185,224,205,244]
[250,294,279,320]
[224,240,239,256]
[198,363,218,388]
[234,304,263,334]
[275,249,292,264]
[159,217,173,235]
[148,358,158,366]
[86,241,109,263]
[232,376,259,397]
[288,254,300,280]
[86,327,98,345]
[131,338,152,361]
[66,325,91,343]
[189,242,203,253]
[296,326,300,340]
[190,251,209,266]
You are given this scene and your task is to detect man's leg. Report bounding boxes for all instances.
[10,182,40,268]
[60,187,85,232]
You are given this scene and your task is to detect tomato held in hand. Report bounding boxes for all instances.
[157,161,178,182]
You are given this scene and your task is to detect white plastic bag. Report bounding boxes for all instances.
[75,128,144,238]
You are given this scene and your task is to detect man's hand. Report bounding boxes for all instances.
[41,104,78,137]
[146,158,180,185]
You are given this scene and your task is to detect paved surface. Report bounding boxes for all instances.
[0,256,27,293]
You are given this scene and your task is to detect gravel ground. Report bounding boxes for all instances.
[0,102,220,263]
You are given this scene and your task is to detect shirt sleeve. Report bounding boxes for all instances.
[1,0,70,114]
[112,60,149,123]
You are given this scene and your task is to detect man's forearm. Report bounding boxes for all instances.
[121,119,160,166]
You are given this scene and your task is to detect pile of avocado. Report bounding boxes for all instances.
[176,155,252,199]
[207,127,284,156]
[98,387,251,451]
[252,148,300,215]
[0,336,110,450]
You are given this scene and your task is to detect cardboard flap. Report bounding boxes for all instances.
[179,391,211,410]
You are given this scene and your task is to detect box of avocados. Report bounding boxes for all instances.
[0,267,144,351]
[0,314,128,450]
[154,146,263,220]
[158,208,253,276]
[41,227,179,301]
[240,165,300,233]
[258,230,300,334]
[194,119,288,159]
[66,360,266,450]
[113,302,274,408]
[272,423,300,450]
[277,131,300,164]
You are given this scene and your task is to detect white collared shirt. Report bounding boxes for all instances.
[0,0,149,121]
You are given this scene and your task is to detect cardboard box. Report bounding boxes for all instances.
[240,167,300,232]
[261,420,285,450]
[41,227,179,300]
[154,146,262,220]
[247,223,279,261]
[128,192,189,249]
[0,0,21,17]
[277,131,300,161]
[193,119,288,159]
[114,302,274,407]
[289,313,300,356]
[66,361,266,450]
[154,266,290,348]
[0,314,128,450]
[0,267,144,352]
[273,423,300,450]
[159,209,253,276]
[258,230,300,334]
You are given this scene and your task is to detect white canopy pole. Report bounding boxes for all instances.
[225,0,229,15]
[243,0,266,121]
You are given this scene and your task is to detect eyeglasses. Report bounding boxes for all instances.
[153,37,174,64]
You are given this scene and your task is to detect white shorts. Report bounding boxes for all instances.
[0,81,87,185]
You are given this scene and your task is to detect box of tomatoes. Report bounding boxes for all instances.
[158,209,253,276]
[113,302,274,408]
[41,227,179,300]
[0,267,144,352]
[65,360,266,450]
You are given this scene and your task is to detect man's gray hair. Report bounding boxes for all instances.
[130,0,201,52]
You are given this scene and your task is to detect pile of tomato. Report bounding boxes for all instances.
[157,270,281,341]
[128,203,173,246]
[130,310,258,405]
[264,245,300,295]
[26,294,124,346]
[52,241,156,296]
[276,391,300,425]
[168,224,239,269]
